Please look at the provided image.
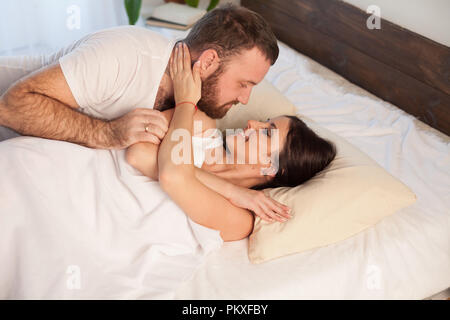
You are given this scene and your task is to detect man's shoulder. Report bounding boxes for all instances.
[92,26,170,45]
[73,26,170,53]
[88,25,160,37]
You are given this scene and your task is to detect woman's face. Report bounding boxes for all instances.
[225,116,291,173]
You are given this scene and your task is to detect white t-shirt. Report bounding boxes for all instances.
[59,26,175,120]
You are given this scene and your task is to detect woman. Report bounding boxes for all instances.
[126,43,337,242]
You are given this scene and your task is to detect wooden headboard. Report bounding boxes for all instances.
[242,0,450,136]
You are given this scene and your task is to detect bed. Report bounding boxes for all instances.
[1,1,449,300]
[173,39,450,299]
[161,0,449,299]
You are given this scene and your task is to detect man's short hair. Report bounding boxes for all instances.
[184,4,279,65]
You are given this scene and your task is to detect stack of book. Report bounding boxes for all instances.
[146,3,207,31]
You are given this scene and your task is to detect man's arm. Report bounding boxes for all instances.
[0,63,168,149]
[0,63,114,148]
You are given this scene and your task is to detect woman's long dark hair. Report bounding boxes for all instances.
[253,115,336,190]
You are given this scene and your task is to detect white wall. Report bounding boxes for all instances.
[343,0,450,46]
[0,0,127,55]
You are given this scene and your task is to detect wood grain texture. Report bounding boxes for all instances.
[242,0,450,136]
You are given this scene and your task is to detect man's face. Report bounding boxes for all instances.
[197,47,271,119]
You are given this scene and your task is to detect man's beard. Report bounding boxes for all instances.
[197,64,239,119]
[154,85,175,112]
[156,64,238,118]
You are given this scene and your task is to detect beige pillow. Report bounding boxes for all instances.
[217,79,417,264]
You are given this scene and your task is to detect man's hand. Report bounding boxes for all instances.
[108,108,169,149]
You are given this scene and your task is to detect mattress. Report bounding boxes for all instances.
[172,40,450,299]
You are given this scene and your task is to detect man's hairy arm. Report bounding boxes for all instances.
[0,63,115,148]
[0,63,168,149]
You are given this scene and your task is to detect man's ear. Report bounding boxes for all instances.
[196,49,220,78]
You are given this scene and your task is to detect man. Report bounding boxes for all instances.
[0,4,278,150]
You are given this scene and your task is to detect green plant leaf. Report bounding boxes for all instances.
[207,0,219,11]
[185,0,199,8]
[124,0,142,25]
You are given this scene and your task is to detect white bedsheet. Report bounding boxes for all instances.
[0,137,222,299]
[174,41,450,300]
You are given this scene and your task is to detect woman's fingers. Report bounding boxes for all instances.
[266,199,292,219]
[252,206,273,223]
[169,53,174,79]
[183,43,191,71]
[171,42,200,84]
[172,45,178,75]
[256,192,291,222]
[260,192,291,217]
[176,43,183,73]
[249,197,290,223]
[258,201,285,222]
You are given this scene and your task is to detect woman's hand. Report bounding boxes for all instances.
[169,42,202,105]
[228,186,292,223]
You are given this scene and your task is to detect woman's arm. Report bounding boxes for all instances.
[194,169,291,222]
[127,139,289,223]
[157,43,254,241]
[125,141,159,180]
[126,109,174,180]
